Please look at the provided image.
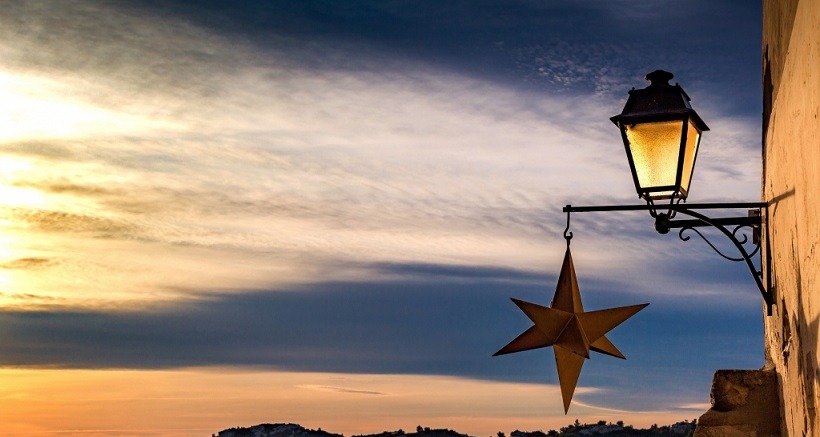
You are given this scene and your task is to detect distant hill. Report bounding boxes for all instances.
[510,419,696,436]
[215,423,343,437]
[214,424,469,437]
[214,421,696,437]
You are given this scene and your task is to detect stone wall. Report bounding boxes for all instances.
[762,0,820,435]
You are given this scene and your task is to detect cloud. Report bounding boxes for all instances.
[0,269,762,410]
[677,403,712,411]
[0,0,609,307]
[370,262,550,283]
[298,385,386,396]
[0,257,53,270]
[7,208,134,235]
[0,0,763,311]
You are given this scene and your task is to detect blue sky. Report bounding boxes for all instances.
[0,1,766,434]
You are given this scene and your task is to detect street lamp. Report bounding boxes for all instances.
[563,70,773,314]
[610,70,709,203]
[492,70,770,414]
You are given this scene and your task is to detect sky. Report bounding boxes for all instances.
[0,1,765,436]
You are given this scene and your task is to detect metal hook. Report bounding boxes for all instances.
[563,208,573,246]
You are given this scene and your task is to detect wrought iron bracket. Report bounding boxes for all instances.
[562,202,773,315]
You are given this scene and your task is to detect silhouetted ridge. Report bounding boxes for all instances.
[355,427,469,437]
[215,421,697,437]
[510,419,696,436]
[216,423,342,437]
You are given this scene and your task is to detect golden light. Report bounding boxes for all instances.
[0,71,175,142]
[0,157,44,209]
[623,119,702,199]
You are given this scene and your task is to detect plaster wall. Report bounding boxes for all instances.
[762,0,820,435]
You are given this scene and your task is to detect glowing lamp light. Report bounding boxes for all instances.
[610,70,709,203]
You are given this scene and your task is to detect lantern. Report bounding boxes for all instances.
[610,70,709,202]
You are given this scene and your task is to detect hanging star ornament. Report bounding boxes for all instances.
[493,247,649,413]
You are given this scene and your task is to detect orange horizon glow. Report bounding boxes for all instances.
[0,367,701,437]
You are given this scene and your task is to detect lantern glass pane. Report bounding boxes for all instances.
[680,119,701,194]
[624,120,684,196]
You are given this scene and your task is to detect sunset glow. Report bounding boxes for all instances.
[0,72,177,143]
[0,368,694,437]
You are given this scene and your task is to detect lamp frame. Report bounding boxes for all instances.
[562,202,773,315]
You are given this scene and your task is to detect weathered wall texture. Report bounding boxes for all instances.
[763,0,820,435]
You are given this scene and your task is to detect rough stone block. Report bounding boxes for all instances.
[693,369,781,437]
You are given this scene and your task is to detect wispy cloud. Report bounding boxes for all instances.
[0,257,53,270]
[0,0,628,308]
[677,403,712,411]
[0,1,762,307]
[298,385,386,396]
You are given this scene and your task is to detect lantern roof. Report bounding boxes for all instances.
[610,70,709,132]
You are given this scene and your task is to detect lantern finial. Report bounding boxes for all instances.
[645,70,674,88]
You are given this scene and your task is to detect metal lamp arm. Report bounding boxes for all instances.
[562,202,773,315]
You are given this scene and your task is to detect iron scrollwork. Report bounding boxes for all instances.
[677,223,761,262]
